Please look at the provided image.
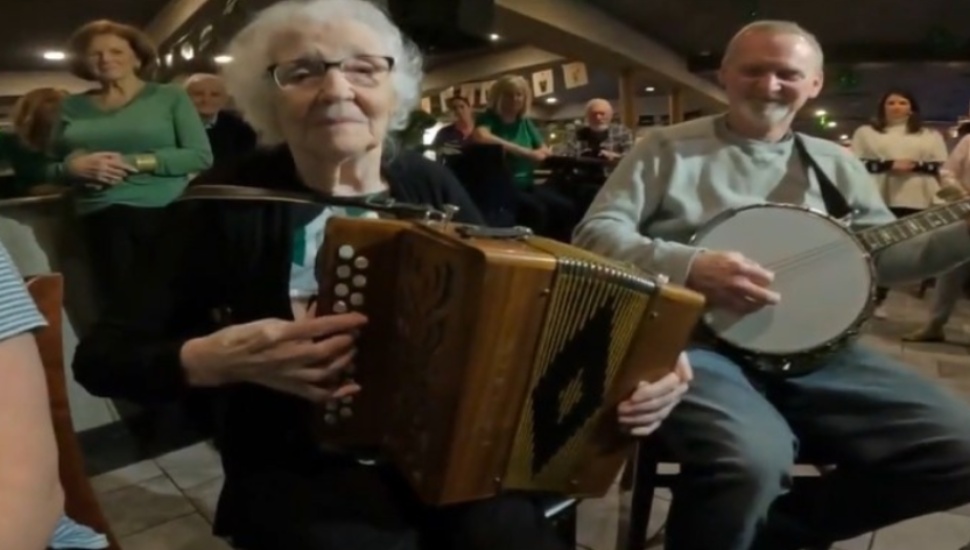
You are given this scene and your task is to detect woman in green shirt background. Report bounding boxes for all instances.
[471,75,579,240]
[0,88,68,199]
[47,20,212,307]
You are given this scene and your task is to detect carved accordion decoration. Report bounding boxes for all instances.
[313,217,705,505]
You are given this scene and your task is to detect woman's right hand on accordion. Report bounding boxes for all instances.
[616,352,692,437]
[179,312,367,403]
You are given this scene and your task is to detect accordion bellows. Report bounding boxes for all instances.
[314,217,704,505]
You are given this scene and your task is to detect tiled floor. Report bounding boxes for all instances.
[89,289,970,549]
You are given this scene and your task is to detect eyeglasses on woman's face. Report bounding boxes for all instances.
[268,55,394,89]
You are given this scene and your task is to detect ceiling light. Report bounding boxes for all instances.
[545,97,557,104]
[815,109,827,117]
[645,86,655,92]
[840,134,849,140]
[42,51,65,61]
[214,55,233,64]
[827,121,837,128]
[488,33,500,41]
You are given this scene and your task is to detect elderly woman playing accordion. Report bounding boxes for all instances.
[71,1,689,548]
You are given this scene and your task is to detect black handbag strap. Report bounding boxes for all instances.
[793,136,853,219]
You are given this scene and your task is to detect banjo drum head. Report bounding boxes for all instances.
[693,205,873,357]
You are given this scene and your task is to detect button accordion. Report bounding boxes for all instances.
[176,186,705,506]
[314,216,705,505]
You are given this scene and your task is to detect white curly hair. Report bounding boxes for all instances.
[221,0,424,145]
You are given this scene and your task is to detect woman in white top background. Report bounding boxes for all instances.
[851,89,948,318]
[905,121,970,342]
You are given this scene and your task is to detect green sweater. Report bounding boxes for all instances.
[474,109,544,189]
[48,83,213,214]
[0,132,51,198]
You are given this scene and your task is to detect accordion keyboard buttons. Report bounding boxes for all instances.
[324,248,373,426]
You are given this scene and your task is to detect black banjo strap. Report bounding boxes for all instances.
[793,136,854,220]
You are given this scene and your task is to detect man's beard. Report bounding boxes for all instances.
[739,99,795,126]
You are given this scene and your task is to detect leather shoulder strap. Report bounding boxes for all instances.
[793,136,853,219]
[178,184,448,220]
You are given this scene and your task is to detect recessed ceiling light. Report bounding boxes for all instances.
[645,86,655,92]
[827,121,837,128]
[545,97,557,104]
[214,55,233,64]
[488,33,500,41]
[840,134,849,140]
[815,109,827,117]
[42,51,65,61]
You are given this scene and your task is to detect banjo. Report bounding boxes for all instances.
[691,139,970,375]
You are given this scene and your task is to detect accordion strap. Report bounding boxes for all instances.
[178,184,449,219]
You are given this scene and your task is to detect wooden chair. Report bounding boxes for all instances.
[26,273,121,550]
[617,440,832,550]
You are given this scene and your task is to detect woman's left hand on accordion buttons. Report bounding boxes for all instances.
[616,352,692,437]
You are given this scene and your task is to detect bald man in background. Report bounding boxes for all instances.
[184,73,257,166]
[563,98,633,160]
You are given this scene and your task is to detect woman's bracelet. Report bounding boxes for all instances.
[133,154,158,173]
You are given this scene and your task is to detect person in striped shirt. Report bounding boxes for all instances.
[0,242,63,548]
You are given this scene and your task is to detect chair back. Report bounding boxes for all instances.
[25,274,121,550]
[441,144,517,227]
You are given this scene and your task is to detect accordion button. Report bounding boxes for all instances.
[336,265,351,278]
[339,407,353,418]
[333,301,348,313]
[324,413,337,425]
[338,245,355,260]
[354,256,369,269]
[352,274,367,287]
[335,284,350,297]
[341,396,354,405]
[325,400,338,411]
[350,293,364,306]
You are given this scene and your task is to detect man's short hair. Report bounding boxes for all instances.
[722,20,824,68]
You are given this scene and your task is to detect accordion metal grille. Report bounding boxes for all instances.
[504,238,657,490]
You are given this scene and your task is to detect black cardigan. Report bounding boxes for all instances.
[206,110,258,167]
[72,146,483,475]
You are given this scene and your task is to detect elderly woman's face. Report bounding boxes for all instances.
[85,34,140,82]
[269,19,396,158]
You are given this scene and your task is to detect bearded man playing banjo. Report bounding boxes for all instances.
[574,20,970,550]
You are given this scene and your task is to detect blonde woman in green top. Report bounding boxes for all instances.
[470,74,577,239]
[47,20,212,306]
[0,88,67,198]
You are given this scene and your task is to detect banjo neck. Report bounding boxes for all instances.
[855,196,970,254]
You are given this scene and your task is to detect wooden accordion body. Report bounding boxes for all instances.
[313,217,705,505]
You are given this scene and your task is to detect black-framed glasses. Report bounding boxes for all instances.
[267,55,395,89]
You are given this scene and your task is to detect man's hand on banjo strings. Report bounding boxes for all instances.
[686,251,780,314]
